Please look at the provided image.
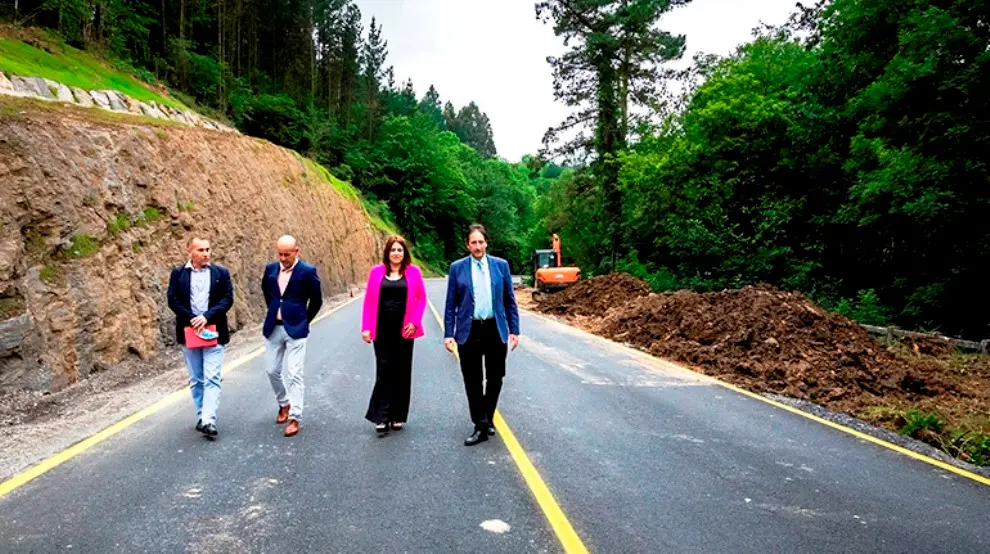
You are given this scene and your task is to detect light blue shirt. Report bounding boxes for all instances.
[471,255,493,320]
[187,262,211,316]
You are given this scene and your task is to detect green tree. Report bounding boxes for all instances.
[360,15,388,138]
[537,0,689,269]
[418,84,444,128]
[445,101,497,158]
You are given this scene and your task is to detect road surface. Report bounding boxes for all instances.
[1,279,987,553]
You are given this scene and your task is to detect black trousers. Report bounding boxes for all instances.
[458,319,507,431]
[365,314,414,425]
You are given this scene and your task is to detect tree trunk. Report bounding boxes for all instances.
[218,0,223,109]
[596,53,621,272]
[161,0,167,48]
[179,0,187,89]
[619,0,630,144]
[236,0,242,78]
[619,44,630,146]
[310,6,316,107]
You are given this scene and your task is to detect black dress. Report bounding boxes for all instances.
[365,275,415,425]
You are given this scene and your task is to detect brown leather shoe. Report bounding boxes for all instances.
[276,405,290,424]
[284,419,300,437]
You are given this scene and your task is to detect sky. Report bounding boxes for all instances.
[353,0,800,162]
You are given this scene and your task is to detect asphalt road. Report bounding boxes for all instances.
[1,279,987,553]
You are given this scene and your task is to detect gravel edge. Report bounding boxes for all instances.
[764,393,990,479]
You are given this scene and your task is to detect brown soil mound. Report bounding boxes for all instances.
[536,273,652,317]
[588,284,960,414]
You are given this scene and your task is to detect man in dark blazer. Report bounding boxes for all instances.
[444,224,520,446]
[166,237,234,438]
[261,234,322,437]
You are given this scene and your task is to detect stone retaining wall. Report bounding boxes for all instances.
[0,71,237,133]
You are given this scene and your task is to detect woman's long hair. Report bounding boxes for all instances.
[382,235,412,275]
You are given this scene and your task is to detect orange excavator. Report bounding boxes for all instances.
[532,233,581,301]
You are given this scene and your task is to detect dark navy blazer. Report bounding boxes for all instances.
[261,260,323,339]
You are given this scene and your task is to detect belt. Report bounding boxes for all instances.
[472,318,495,324]
[274,320,283,325]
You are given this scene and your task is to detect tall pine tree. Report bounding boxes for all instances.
[537,0,688,269]
[418,84,444,127]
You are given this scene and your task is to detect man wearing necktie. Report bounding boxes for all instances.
[444,224,521,446]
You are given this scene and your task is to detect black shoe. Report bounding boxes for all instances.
[195,419,204,432]
[202,423,218,437]
[488,424,496,436]
[464,429,489,446]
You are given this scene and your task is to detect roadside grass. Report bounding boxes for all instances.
[860,405,990,467]
[0,33,185,110]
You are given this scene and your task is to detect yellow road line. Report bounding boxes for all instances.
[427,299,589,554]
[0,295,361,499]
[523,309,990,488]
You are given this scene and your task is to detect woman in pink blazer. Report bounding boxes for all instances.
[361,235,428,434]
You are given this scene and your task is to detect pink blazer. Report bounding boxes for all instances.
[361,264,428,341]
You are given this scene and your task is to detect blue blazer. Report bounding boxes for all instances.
[444,255,520,345]
[261,260,323,339]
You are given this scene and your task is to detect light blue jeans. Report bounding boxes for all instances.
[182,345,224,425]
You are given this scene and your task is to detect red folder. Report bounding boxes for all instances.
[184,324,218,348]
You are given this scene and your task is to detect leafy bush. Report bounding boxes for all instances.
[834,289,891,326]
[615,254,680,292]
[941,430,990,467]
[186,51,222,103]
[899,409,944,438]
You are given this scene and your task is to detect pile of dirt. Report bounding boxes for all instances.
[536,273,652,317]
[535,275,988,438]
[589,284,963,413]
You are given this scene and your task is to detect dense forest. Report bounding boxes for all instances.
[2,0,988,338]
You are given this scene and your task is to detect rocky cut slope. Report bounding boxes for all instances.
[0,98,383,391]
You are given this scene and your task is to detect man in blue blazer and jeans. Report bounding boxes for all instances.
[262,235,322,437]
[444,224,520,446]
[167,237,234,438]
